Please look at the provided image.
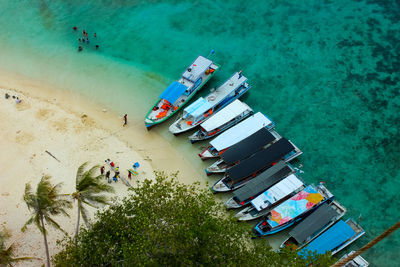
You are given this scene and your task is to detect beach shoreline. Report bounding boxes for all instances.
[0,70,205,266]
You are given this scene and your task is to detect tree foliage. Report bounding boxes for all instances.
[71,162,114,238]
[0,230,38,266]
[53,172,335,266]
[22,175,72,267]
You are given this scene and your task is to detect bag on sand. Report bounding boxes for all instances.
[108,177,112,184]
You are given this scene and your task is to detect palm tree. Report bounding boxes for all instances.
[0,230,38,266]
[22,175,72,267]
[71,162,114,239]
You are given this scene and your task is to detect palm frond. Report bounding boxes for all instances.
[44,216,65,234]
[76,162,89,186]
[21,216,34,233]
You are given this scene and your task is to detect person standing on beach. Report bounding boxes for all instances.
[100,166,105,175]
[106,170,111,182]
[123,114,128,126]
[128,170,132,180]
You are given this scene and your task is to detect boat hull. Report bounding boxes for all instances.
[235,206,270,221]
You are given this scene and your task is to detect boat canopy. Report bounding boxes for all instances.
[182,56,212,82]
[267,185,324,228]
[210,112,273,152]
[234,161,291,203]
[183,97,213,119]
[160,81,188,104]
[251,173,304,211]
[301,220,356,255]
[288,202,339,244]
[226,138,295,182]
[201,100,251,132]
[221,128,276,164]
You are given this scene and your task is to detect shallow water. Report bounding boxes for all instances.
[1,1,399,265]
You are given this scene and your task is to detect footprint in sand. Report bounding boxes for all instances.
[15,101,31,111]
[35,108,54,120]
[50,118,71,132]
[15,131,34,145]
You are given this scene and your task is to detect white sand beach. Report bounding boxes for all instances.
[0,71,204,266]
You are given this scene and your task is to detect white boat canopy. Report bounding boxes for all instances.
[182,56,212,83]
[210,112,273,151]
[251,174,304,211]
[200,100,251,132]
[183,97,213,119]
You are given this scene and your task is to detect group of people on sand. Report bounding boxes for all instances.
[100,158,135,184]
[102,159,121,183]
[73,26,100,52]
[5,92,21,104]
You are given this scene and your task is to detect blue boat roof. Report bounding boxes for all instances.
[184,97,213,118]
[160,81,188,104]
[301,220,356,255]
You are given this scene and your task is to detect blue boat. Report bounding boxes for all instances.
[299,218,365,256]
[144,56,220,129]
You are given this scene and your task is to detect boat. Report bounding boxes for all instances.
[198,112,275,160]
[189,99,253,143]
[225,166,300,209]
[235,172,306,221]
[211,138,302,192]
[279,201,347,249]
[144,56,220,129]
[206,128,281,174]
[169,72,251,135]
[299,218,365,256]
[252,184,334,237]
[337,251,369,267]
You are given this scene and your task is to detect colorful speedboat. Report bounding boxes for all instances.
[252,184,333,236]
[144,56,220,129]
[169,72,251,135]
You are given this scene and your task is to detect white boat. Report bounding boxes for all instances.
[205,128,280,175]
[189,99,253,143]
[337,251,369,267]
[211,138,302,192]
[279,200,347,249]
[169,72,251,135]
[225,167,299,209]
[144,56,220,129]
[198,112,275,160]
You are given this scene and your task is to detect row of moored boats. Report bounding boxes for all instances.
[144,55,368,264]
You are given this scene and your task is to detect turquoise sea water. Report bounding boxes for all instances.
[0,1,399,265]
